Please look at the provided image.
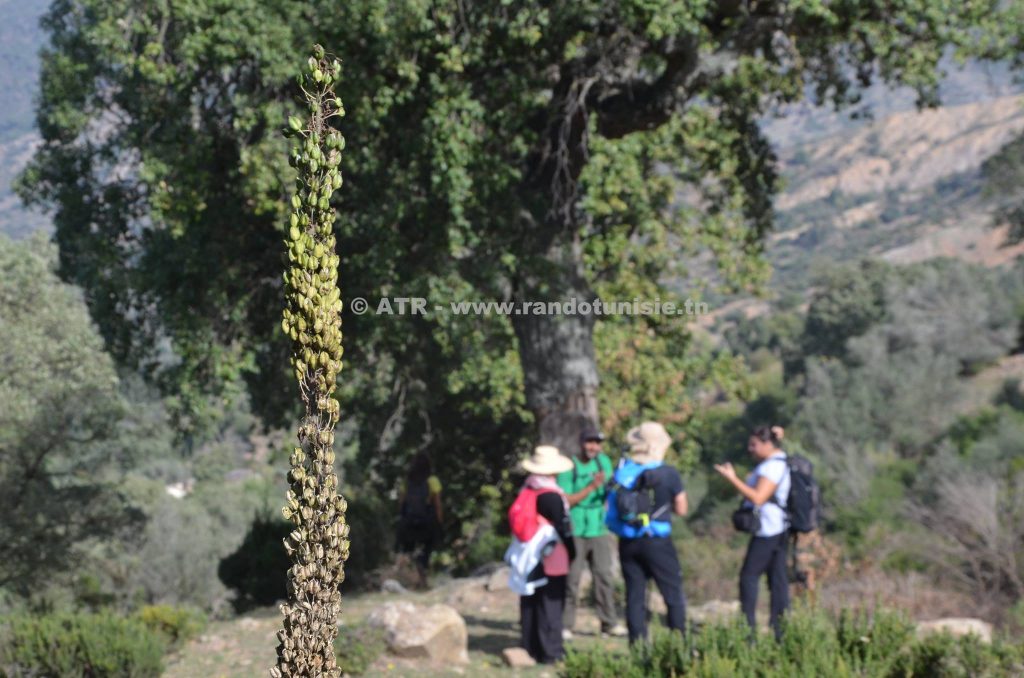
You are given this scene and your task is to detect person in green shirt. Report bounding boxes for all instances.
[557,421,627,639]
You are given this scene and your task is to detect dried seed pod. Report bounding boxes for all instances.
[276,45,349,678]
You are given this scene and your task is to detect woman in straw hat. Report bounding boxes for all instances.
[511,445,577,664]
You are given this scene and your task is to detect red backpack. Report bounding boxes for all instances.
[508,487,551,542]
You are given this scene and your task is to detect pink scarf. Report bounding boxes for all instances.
[525,474,570,514]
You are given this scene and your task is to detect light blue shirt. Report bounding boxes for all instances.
[743,452,790,537]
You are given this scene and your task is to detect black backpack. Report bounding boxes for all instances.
[782,455,820,534]
[611,465,671,527]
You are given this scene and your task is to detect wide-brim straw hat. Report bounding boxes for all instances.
[521,445,574,476]
[626,422,672,464]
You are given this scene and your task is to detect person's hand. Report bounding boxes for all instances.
[713,462,737,482]
[591,471,606,488]
[771,425,785,441]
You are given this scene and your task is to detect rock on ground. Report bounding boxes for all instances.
[365,601,470,665]
[445,574,518,615]
[380,578,408,594]
[916,618,993,643]
[502,647,536,668]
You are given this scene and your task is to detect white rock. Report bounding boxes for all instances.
[366,601,469,664]
[916,618,993,643]
[380,578,408,594]
[502,647,536,668]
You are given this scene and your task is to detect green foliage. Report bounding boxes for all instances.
[218,515,291,612]
[0,234,143,593]
[794,258,1022,505]
[0,610,166,678]
[561,609,1024,678]
[798,260,895,371]
[135,605,206,648]
[889,632,1024,678]
[333,624,386,676]
[449,482,512,576]
[18,0,1006,514]
[335,492,394,590]
[983,131,1024,243]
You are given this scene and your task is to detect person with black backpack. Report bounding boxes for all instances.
[397,452,443,589]
[714,425,794,640]
[606,422,689,644]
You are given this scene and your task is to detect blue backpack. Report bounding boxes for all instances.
[606,459,672,538]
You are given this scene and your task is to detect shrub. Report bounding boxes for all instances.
[218,514,291,611]
[334,623,386,675]
[135,605,206,647]
[560,608,1024,678]
[0,610,166,677]
[341,491,396,590]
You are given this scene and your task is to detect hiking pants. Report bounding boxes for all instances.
[740,533,790,640]
[563,534,618,631]
[619,536,686,643]
[520,575,567,663]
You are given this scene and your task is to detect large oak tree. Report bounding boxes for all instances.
[21,0,1007,463]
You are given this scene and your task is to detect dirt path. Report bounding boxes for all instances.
[163,579,625,677]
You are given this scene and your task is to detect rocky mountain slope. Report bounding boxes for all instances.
[767,93,1024,293]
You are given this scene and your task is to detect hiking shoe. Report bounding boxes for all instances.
[561,629,574,641]
[602,623,628,638]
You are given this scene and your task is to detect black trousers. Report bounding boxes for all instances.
[520,575,566,663]
[619,536,687,643]
[739,533,790,639]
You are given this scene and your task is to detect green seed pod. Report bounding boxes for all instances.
[277,45,347,678]
[288,116,303,132]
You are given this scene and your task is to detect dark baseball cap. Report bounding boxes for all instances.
[579,421,605,443]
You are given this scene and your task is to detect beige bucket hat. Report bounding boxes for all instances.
[626,421,672,464]
[521,445,574,476]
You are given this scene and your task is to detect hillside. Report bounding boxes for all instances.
[767,93,1024,293]
[0,0,49,238]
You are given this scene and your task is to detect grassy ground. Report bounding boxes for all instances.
[162,581,627,677]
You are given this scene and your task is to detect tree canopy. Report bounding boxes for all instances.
[0,234,142,592]
[19,0,1014,482]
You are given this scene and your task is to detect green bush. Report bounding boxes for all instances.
[561,608,1024,678]
[135,605,206,647]
[0,610,166,677]
[218,514,292,611]
[334,623,386,675]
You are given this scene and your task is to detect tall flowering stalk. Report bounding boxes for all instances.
[272,44,349,678]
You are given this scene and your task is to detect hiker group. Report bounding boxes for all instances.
[505,420,819,665]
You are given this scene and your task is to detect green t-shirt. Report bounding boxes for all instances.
[557,453,613,538]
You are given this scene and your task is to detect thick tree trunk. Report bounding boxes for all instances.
[510,234,600,457]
